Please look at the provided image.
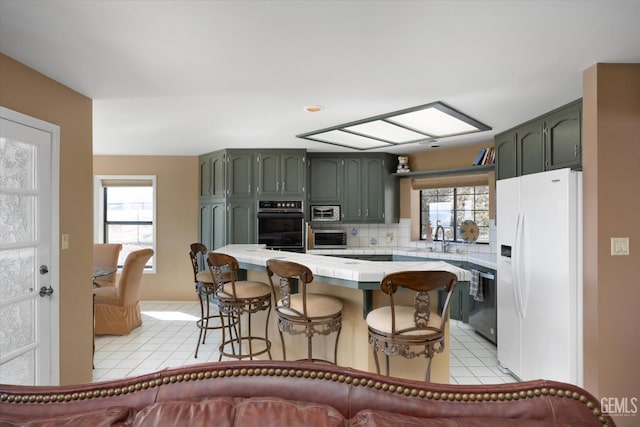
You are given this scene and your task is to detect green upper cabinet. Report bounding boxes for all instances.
[256,150,306,198]
[199,153,213,199]
[210,152,227,198]
[308,153,398,224]
[308,156,343,204]
[342,158,362,222]
[495,99,582,180]
[517,122,544,176]
[544,101,581,170]
[343,156,389,223]
[495,132,517,180]
[199,151,226,200]
[227,151,254,198]
[363,156,386,223]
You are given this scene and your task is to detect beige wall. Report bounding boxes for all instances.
[0,53,94,384]
[582,63,640,426]
[93,156,199,301]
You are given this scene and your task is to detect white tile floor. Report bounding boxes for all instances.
[448,320,517,384]
[93,301,517,385]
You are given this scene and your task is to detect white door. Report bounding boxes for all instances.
[0,107,59,385]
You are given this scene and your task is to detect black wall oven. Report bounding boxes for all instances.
[257,200,305,252]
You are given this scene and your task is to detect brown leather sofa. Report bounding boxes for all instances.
[0,361,614,426]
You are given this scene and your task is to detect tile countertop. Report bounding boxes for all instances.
[216,244,471,285]
[308,247,498,270]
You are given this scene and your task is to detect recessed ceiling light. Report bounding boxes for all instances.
[304,105,324,112]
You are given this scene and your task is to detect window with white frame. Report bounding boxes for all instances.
[94,175,156,271]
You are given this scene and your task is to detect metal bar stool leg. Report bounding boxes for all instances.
[307,324,313,362]
[333,326,342,365]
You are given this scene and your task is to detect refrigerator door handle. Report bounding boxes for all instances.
[517,211,527,319]
[512,211,525,319]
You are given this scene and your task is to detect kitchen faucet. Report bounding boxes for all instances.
[434,225,449,252]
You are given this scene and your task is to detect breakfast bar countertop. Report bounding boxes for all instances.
[309,247,497,270]
[215,244,471,288]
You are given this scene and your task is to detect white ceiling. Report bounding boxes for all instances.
[1,0,639,156]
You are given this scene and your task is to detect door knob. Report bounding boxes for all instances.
[39,286,54,297]
[40,265,49,274]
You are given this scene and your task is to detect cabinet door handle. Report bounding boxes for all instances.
[276,182,279,191]
[281,182,285,192]
[574,145,578,157]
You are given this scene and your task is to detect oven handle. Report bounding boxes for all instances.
[257,211,304,218]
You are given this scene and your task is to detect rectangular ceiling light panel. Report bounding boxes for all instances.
[344,120,429,143]
[307,130,392,150]
[296,101,490,150]
[388,107,480,137]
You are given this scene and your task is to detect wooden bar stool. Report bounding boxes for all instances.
[366,270,457,381]
[189,243,235,358]
[266,258,343,365]
[208,252,274,360]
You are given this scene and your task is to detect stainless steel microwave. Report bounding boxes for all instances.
[313,229,347,249]
[310,205,340,222]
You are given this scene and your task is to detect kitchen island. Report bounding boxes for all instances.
[214,244,470,384]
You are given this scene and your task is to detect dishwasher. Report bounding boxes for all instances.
[468,267,497,345]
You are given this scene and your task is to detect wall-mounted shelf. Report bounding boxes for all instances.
[392,163,494,178]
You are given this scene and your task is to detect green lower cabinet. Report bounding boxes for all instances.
[439,281,469,323]
[227,199,256,244]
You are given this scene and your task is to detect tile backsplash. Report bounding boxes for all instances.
[321,218,496,254]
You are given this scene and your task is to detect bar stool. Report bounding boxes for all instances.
[266,258,343,365]
[189,243,234,358]
[208,252,274,360]
[366,270,457,381]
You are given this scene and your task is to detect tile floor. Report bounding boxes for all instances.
[93,301,517,385]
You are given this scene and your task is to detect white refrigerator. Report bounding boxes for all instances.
[496,168,583,386]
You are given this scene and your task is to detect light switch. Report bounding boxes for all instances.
[611,237,629,256]
[61,234,70,250]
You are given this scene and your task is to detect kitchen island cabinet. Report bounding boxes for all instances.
[215,244,470,383]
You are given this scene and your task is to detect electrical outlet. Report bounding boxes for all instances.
[611,237,629,256]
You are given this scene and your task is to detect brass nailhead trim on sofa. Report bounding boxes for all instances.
[0,367,609,425]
